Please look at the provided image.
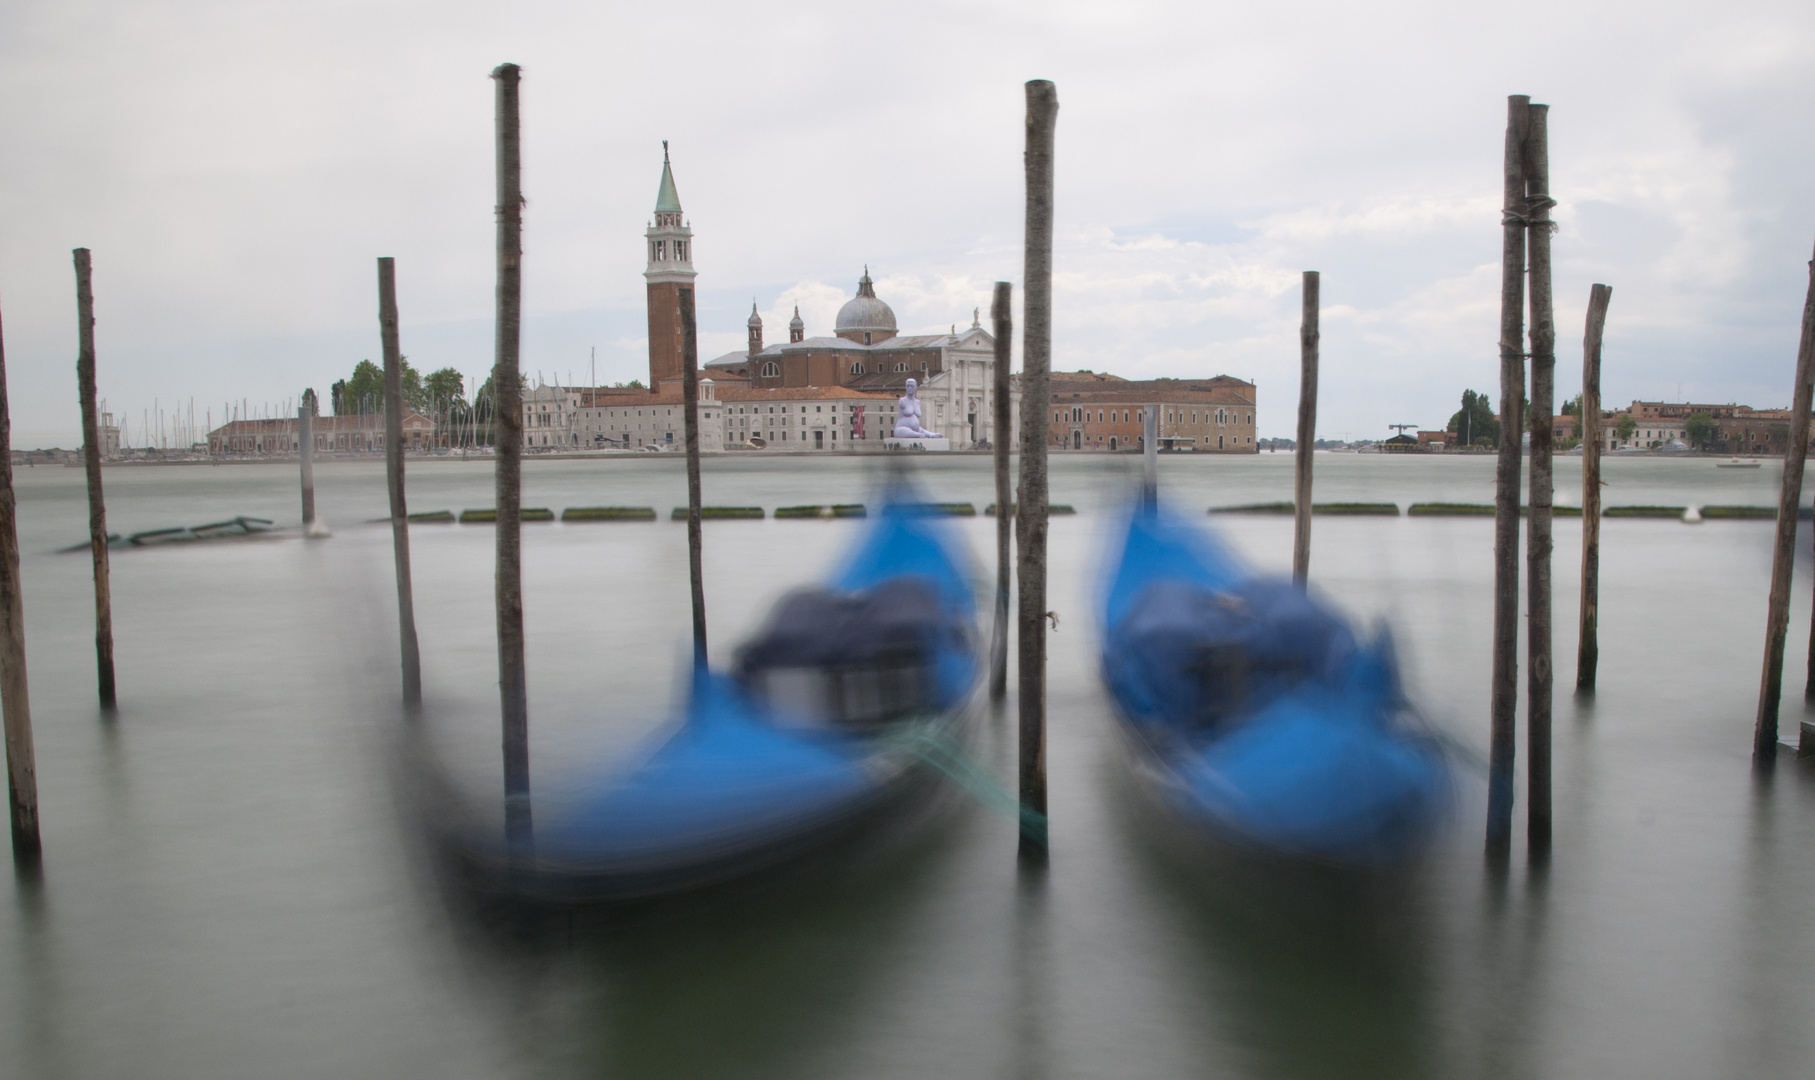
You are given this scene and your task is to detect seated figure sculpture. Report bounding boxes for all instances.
[892,379,944,440]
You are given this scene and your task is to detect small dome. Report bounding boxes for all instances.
[789,305,804,331]
[747,301,762,328]
[834,268,897,337]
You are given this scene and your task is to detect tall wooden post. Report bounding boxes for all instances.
[0,300,40,865]
[1576,285,1611,692]
[1523,105,1556,854]
[1293,271,1319,586]
[73,249,116,708]
[1016,79,1057,863]
[1755,238,1815,765]
[991,281,1013,704]
[299,389,317,532]
[379,258,422,710]
[492,63,530,843]
[1487,95,1531,857]
[679,287,707,672]
[1142,405,1158,496]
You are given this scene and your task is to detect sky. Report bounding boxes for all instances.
[2,0,1813,448]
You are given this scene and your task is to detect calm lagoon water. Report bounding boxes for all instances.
[2,450,1812,1079]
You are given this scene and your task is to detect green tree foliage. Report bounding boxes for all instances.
[333,358,435,414]
[1560,393,1583,416]
[1447,389,1501,448]
[1615,414,1637,443]
[1685,412,1716,449]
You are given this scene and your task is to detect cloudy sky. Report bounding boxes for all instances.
[2,0,1812,448]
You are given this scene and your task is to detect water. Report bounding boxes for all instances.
[3,451,1812,1079]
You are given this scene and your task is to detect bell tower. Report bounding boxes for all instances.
[747,302,763,358]
[644,141,696,391]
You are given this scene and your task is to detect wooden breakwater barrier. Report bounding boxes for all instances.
[461,507,553,523]
[774,504,867,519]
[671,506,763,521]
[1212,502,1400,516]
[563,507,657,521]
[1208,502,1784,521]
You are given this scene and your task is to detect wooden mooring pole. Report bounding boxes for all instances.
[1576,284,1611,692]
[1016,79,1057,863]
[679,286,707,672]
[1523,104,1556,855]
[0,299,41,865]
[1754,237,1815,765]
[1487,95,1531,857]
[1293,271,1319,586]
[379,257,422,710]
[299,389,317,533]
[492,63,530,843]
[74,249,116,709]
[991,281,1013,704]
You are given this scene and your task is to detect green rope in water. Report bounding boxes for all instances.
[887,725,1049,842]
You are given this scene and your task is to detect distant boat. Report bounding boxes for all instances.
[1716,458,1761,469]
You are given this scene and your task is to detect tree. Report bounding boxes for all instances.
[1615,414,1637,444]
[333,357,428,414]
[334,360,383,414]
[1447,389,1501,449]
[1684,412,1716,450]
[1561,393,1583,416]
[423,367,464,407]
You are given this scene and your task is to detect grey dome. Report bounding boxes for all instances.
[834,268,897,337]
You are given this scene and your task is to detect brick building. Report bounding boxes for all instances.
[208,411,433,454]
[1591,400,1792,454]
[1043,371,1258,452]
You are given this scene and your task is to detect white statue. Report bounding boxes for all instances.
[893,378,944,439]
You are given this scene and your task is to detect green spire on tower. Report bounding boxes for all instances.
[654,140,682,213]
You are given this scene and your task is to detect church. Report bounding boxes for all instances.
[524,147,1255,454]
[644,146,1012,450]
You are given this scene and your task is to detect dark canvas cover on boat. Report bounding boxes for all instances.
[737,577,947,671]
[1106,578,1356,730]
[735,577,968,724]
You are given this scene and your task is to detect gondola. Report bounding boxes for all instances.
[448,498,981,906]
[1100,502,1450,863]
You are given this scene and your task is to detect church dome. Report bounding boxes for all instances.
[834,268,897,339]
[747,301,763,328]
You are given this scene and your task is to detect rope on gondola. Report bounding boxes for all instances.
[887,725,1048,834]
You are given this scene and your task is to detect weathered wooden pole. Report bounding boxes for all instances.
[991,281,1013,704]
[1487,95,1531,857]
[1523,104,1556,854]
[1015,79,1057,863]
[1754,237,1815,765]
[1142,404,1158,496]
[299,389,317,533]
[1576,284,1612,692]
[379,258,422,710]
[73,249,117,709]
[492,63,530,843]
[1293,271,1319,586]
[679,286,707,672]
[0,300,41,865]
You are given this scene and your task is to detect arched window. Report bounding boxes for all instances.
[851,363,865,375]
[761,362,780,378]
[895,363,908,373]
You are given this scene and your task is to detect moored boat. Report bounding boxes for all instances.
[1100,504,1450,863]
[444,498,981,905]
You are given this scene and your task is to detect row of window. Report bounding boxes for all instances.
[649,238,689,262]
[1051,407,1254,426]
